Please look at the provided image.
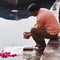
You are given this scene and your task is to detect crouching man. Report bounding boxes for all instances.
[23,3,60,56]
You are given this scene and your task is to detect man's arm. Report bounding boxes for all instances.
[23,32,31,39]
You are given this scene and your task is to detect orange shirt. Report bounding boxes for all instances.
[34,8,60,35]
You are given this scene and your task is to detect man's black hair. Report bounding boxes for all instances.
[27,3,40,12]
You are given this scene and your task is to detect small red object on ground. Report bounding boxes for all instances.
[0,52,18,58]
[10,54,17,57]
[23,47,33,51]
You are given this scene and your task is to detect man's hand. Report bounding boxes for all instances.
[23,32,31,39]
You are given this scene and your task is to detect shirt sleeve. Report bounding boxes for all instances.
[34,13,46,28]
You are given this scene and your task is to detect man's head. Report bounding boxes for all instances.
[27,3,40,16]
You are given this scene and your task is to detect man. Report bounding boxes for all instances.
[23,3,60,55]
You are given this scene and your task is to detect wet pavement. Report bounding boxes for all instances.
[0,45,59,60]
[17,45,60,60]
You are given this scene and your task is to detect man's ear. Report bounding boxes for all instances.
[34,10,38,14]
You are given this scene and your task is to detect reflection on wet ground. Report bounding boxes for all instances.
[0,37,60,60]
[0,42,60,60]
[15,46,60,60]
[16,50,42,60]
[0,46,60,60]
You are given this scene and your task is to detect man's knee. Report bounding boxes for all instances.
[31,28,37,34]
